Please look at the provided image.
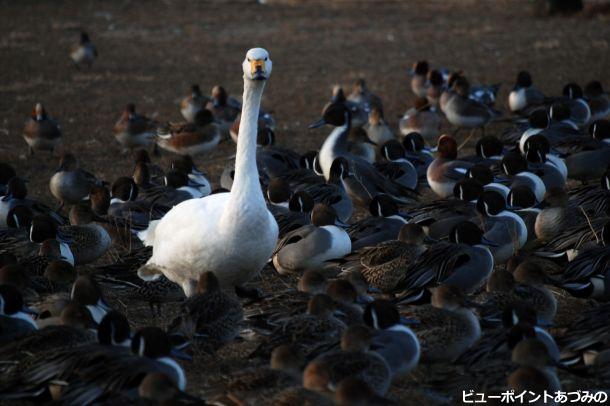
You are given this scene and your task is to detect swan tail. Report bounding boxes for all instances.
[138,220,160,246]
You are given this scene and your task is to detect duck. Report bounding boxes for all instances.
[347,194,408,250]
[308,325,392,396]
[312,102,418,205]
[442,76,499,137]
[565,119,610,182]
[347,78,383,112]
[584,80,610,121]
[534,187,586,243]
[425,69,445,106]
[167,271,243,346]
[138,48,279,296]
[273,191,315,237]
[558,301,610,363]
[376,140,418,189]
[397,221,494,297]
[22,102,61,156]
[398,284,481,362]
[113,103,157,153]
[156,109,221,156]
[204,344,304,404]
[341,223,428,294]
[0,302,96,363]
[401,132,434,177]
[169,156,210,198]
[346,127,377,163]
[206,85,241,136]
[398,97,442,144]
[498,153,547,204]
[249,293,346,359]
[567,167,610,217]
[333,376,396,406]
[562,83,591,127]
[363,106,394,146]
[49,152,100,210]
[478,265,557,327]
[70,31,97,68]
[180,84,209,122]
[362,299,421,376]
[0,177,65,227]
[67,275,112,324]
[559,223,610,300]
[62,204,111,265]
[272,204,351,274]
[474,190,528,263]
[508,71,546,114]
[426,134,472,198]
[0,284,38,343]
[507,185,541,242]
[410,60,430,98]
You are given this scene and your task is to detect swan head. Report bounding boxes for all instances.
[243,48,272,81]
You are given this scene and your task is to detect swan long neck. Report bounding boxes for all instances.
[229,78,266,209]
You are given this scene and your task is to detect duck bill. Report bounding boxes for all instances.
[308,118,327,129]
[171,347,193,361]
[22,306,39,316]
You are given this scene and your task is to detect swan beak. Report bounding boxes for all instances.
[250,59,266,81]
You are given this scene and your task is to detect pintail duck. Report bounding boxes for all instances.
[138,49,278,297]
[362,299,421,375]
[0,284,37,343]
[0,311,131,400]
[229,109,276,144]
[478,264,557,327]
[204,344,304,404]
[113,103,157,153]
[562,82,591,127]
[308,325,392,396]
[266,178,294,213]
[312,101,418,205]
[49,152,101,210]
[249,293,346,360]
[70,31,97,68]
[565,119,610,182]
[22,103,61,156]
[559,223,610,300]
[347,194,408,250]
[60,205,111,265]
[425,69,445,106]
[398,285,481,362]
[167,271,243,346]
[180,84,209,122]
[397,221,494,297]
[347,78,383,112]
[206,84,241,135]
[272,203,351,275]
[170,155,212,196]
[364,106,394,146]
[410,60,430,98]
[401,132,434,176]
[426,134,472,198]
[568,167,610,216]
[558,301,610,363]
[535,187,586,243]
[536,216,609,260]
[508,71,546,114]
[498,153,547,203]
[522,134,568,187]
[273,191,315,237]
[585,80,610,121]
[0,177,65,227]
[506,185,540,242]
[475,190,529,263]
[0,302,96,363]
[156,109,221,156]
[376,140,418,189]
[443,76,499,136]
[69,275,112,324]
[341,223,427,294]
[329,85,368,127]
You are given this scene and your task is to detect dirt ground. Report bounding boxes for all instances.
[1,0,610,403]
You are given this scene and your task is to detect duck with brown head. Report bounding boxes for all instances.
[22,102,61,156]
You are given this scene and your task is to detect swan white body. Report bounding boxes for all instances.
[139,49,278,295]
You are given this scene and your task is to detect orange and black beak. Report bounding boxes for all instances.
[250,59,266,80]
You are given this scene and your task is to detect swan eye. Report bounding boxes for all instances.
[264,57,268,61]
[247,58,251,62]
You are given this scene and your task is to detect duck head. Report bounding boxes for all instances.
[98,310,131,346]
[309,101,350,129]
[562,82,583,100]
[402,132,425,153]
[288,191,314,213]
[528,108,550,129]
[436,134,458,160]
[590,119,610,141]
[363,299,400,329]
[514,71,533,90]
[242,48,272,81]
[507,185,537,209]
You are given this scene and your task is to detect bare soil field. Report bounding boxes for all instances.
[1,0,609,403]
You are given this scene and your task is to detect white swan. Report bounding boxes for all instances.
[138,48,278,296]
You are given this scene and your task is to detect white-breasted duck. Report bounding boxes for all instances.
[70,31,97,68]
[156,109,221,156]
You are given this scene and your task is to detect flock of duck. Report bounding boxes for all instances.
[0,38,609,405]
